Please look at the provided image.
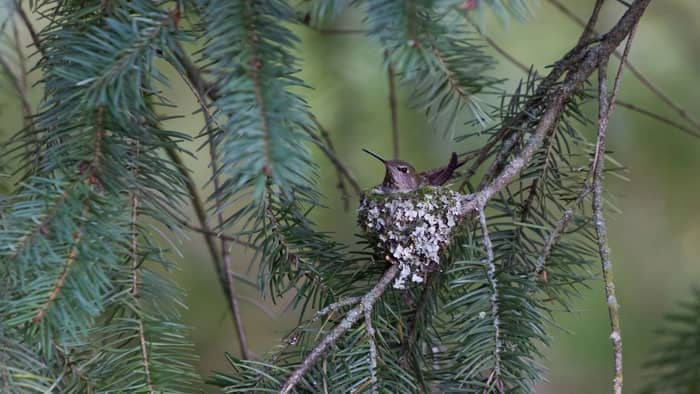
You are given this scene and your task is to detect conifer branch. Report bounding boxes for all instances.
[32,226,84,325]
[206,84,251,360]
[546,0,700,134]
[136,318,155,394]
[280,264,400,394]
[169,40,252,358]
[127,147,155,394]
[468,14,700,139]
[244,1,273,175]
[459,0,652,219]
[535,208,574,277]
[171,42,361,203]
[29,105,106,325]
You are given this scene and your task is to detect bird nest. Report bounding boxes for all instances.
[358,187,465,289]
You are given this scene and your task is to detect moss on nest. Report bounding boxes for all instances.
[358,186,464,289]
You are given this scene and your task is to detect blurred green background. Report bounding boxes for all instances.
[2,1,699,392]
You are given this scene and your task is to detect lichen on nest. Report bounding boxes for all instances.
[358,187,465,289]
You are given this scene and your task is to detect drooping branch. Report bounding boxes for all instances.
[207,108,252,360]
[169,40,251,359]
[171,42,361,206]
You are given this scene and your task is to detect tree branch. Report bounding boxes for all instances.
[460,0,652,218]
[469,2,698,139]
[172,44,362,208]
[546,0,700,134]
[32,227,84,324]
[279,264,400,394]
[364,305,379,394]
[127,142,155,394]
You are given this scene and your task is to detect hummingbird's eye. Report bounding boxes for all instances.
[398,166,408,173]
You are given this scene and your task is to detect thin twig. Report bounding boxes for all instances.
[616,101,700,138]
[17,5,43,56]
[364,305,379,394]
[546,0,700,134]
[465,16,529,74]
[128,145,155,393]
[385,51,400,159]
[478,209,502,392]
[308,119,362,210]
[594,60,624,394]
[205,93,251,361]
[32,229,84,324]
[534,208,574,276]
[312,296,362,323]
[169,41,251,359]
[590,19,639,394]
[280,264,400,394]
[577,0,606,46]
[313,121,362,195]
[165,149,226,266]
[176,219,258,249]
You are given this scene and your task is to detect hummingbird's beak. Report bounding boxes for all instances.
[362,148,386,164]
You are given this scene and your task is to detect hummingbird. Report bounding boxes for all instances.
[362,149,467,193]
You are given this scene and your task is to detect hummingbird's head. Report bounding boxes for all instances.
[384,160,419,191]
[363,149,420,192]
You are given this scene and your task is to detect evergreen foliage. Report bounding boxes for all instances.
[643,287,700,393]
[1,1,199,391]
[0,0,659,393]
[365,0,500,131]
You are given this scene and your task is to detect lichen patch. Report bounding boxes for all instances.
[358,187,464,289]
